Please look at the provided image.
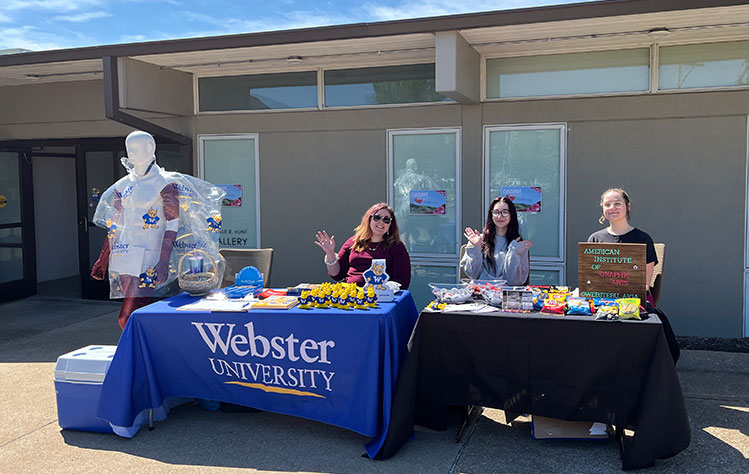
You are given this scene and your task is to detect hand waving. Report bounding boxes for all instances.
[314,230,336,255]
[463,227,482,247]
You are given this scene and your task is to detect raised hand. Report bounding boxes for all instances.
[514,237,534,253]
[463,227,482,247]
[314,230,336,255]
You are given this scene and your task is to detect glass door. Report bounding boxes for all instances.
[0,149,35,303]
[388,128,461,310]
[484,124,567,284]
[77,146,124,300]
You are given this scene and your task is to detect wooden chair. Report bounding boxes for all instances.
[649,243,665,305]
[219,248,274,288]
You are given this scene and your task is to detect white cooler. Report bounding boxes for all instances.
[54,345,117,433]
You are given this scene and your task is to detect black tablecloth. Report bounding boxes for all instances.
[377,310,690,470]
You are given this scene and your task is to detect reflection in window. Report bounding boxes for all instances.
[391,131,458,256]
[486,49,649,98]
[325,64,448,106]
[199,72,318,111]
[659,40,749,90]
[487,127,563,260]
[0,248,23,284]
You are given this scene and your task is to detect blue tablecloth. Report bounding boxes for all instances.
[97,291,419,457]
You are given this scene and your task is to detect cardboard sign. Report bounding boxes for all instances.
[578,243,646,302]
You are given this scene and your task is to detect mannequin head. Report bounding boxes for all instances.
[125,131,156,171]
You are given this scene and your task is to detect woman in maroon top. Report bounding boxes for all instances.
[314,203,411,289]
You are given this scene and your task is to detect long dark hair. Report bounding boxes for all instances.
[482,196,522,273]
[352,202,402,252]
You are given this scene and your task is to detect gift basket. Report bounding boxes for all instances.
[178,249,220,296]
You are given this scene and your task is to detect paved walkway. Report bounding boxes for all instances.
[1,294,747,473]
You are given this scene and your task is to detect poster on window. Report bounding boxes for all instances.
[409,190,446,215]
[217,184,242,207]
[500,186,541,213]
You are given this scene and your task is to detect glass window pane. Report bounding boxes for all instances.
[0,227,22,244]
[410,264,458,311]
[0,247,23,283]
[156,144,184,173]
[530,267,563,285]
[199,72,317,111]
[0,152,22,225]
[202,138,258,249]
[659,40,749,90]
[487,128,562,260]
[325,64,448,106]
[392,131,458,256]
[486,49,650,98]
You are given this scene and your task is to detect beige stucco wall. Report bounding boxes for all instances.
[2,76,748,336]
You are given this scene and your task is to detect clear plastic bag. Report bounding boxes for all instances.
[93,163,225,299]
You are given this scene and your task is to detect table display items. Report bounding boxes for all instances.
[92,131,225,299]
[363,258,400,302]
[178,249,220,296]
[424,280,645,321]
[298,282,379,310]
[501,286,533,312]
[428,283,472,304]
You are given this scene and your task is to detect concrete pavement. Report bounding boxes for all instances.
[1,294,746,473]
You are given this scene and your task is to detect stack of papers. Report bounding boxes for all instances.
[176,299,251,312]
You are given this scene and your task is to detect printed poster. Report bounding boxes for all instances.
[500,186,541,213]
[409,190,446,215]
[217,184,242,207]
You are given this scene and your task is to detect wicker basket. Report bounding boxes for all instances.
[178,249,220,296]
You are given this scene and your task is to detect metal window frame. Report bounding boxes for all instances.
[483,123,567,265]
[386,127,462,261]
[197,133,262,248]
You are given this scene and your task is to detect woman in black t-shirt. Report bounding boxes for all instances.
[587,188,658,302]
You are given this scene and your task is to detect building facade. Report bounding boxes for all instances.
[1,0,748,337]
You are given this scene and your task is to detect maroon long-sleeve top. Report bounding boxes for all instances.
[332,236,411,289]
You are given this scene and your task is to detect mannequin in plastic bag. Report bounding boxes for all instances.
[90,131,225,329]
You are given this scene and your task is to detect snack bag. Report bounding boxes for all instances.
[541,293,567,315]
[595,304,619,320]
[591,298,617,312]
[530,286,549,311]
[566,297,593,315]
[616,298,641,320]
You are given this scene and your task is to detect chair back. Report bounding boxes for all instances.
[459,244,468,280]
[649,243,665,304]
[219,248,274,288]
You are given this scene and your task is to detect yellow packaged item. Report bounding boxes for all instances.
[616,298,641,320]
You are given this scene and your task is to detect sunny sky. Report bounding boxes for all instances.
[1,0,598,52]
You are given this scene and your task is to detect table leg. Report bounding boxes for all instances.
[455,405,475,443]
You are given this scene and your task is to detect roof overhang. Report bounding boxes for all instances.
[2,0,749,86]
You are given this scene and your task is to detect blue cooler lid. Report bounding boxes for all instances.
[54,345,117,383]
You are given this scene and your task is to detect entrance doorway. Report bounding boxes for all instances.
[0,148,34,303]
[0,137,190,303]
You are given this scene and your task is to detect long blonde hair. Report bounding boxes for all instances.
[352,203,402,252]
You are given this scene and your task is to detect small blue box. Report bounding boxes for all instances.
[54,345,117,433]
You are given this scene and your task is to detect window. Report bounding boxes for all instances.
[199,135,260,249]
[486,49,650,98]
[484,124,566,280]
[325,64,448,107]
[659,40,749,90]
[199,72,317,112]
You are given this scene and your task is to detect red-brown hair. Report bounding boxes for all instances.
[352,203,402,252]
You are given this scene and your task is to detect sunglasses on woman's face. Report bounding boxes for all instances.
[371,214,392,224]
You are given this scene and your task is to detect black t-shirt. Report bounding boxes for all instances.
[587,227,658,265]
